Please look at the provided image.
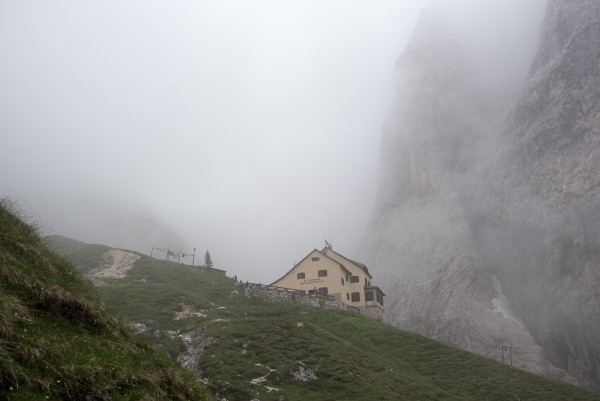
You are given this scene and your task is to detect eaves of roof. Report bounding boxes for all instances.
[321,247,371,278]
[364,285,386,296]
[270,248,347,285]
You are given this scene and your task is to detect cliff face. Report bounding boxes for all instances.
[364,0,600,391]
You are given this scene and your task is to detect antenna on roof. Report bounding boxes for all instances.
[324,238,332,250]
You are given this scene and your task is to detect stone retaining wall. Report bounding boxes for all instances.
[244,285,348,311]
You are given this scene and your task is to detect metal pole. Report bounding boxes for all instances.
[192,248,195,266]
[501,346,513,367]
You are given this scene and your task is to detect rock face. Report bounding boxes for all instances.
[364,0,600,391]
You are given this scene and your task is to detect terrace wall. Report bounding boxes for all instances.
[243,283,352,312]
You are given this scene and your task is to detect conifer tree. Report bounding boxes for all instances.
[204,250,213,268]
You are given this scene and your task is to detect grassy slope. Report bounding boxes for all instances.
[198,300,600,401]
[44,235,113,277]
[52,236,600,401]
[43,234,88,254]
[0,199,214,401]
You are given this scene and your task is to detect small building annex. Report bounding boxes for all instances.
[270,245,385,322]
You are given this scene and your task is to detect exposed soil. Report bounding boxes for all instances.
[89,249,140,284]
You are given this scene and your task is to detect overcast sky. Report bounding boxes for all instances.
[1,1,430,282]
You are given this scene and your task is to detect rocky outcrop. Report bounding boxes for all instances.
[177,328,214,375]
[290,361,317,383]
[364,0,600,391]
[472,0,600,390]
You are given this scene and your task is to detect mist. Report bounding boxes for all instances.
[362,0,600,391]
[427,0,547,92]
[377,0,547,230]
[1,1,429,283]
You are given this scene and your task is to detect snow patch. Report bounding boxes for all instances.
[490,274,524,327]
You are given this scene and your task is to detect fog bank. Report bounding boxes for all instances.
[1,1,428,282]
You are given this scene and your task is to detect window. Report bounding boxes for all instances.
[318,270,327,277]
[365,278,367,286]
[346,293,350,300]
[351,292,360,302]
[308,289,316,295]
[377,293,384,306]
[365,291,374,302]
[341,277,345,285]
[319,287,328,295]
[312,257,320,262]
[350,275,359,283]
[297,272,305,279]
